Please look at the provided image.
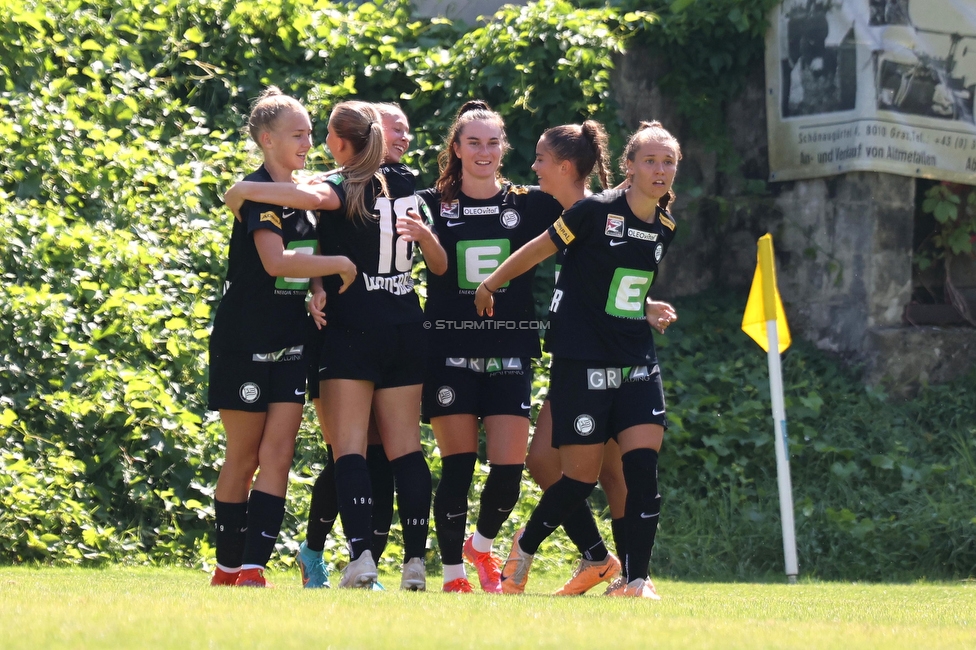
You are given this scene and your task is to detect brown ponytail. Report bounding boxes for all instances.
[540,120,612,190]
[329,101,388,223]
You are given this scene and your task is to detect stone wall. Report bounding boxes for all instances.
[611,45,976,393]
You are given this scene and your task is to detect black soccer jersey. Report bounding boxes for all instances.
[316,164,426,328]
[418,184,562,358]
[545,189,677,365]
[211,165,319,353]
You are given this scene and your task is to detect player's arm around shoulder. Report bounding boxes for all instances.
[224,180,341,218]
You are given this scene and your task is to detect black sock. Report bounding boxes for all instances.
[305,445,338,553]
[621,448,660,582]
[367,444,395,561]
[611,517,626,560]
[241,490,286,568]
[334,453,372,560]
[433,452,477,565]
[561,501,608,562]
[391,451,432,561]
[520,476,596,555]
[214,500,247,569]
[475,463,523,540]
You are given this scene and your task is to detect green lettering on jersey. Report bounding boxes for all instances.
[604,268,654,318]
[328,174,344,185]
[275,239,318,291]
[456,239,510,290]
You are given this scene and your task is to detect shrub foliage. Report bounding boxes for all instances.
[2,0,973,580]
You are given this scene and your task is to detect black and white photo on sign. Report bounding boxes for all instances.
[780,0,857,118]
[872,0,976,124]
[869,0,909,26]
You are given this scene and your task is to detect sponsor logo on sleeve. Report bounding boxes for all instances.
[499,209,520,229]
[627,228,658,242]
[259,211,282,229]
[605,215,625,237]
[552,217,575,245]
[327,173,344,186]
[659,213,676,231]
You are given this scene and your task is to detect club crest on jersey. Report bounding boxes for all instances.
[441,201,459,219]
[239,382,260,404]
[259,211,282,229]
[655,243,664,262]
[574,414,595,436]
[499,209,520,229]
[436,386,455,407]
[605,215,625,238]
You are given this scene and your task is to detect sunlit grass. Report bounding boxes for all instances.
[1,567,974,649]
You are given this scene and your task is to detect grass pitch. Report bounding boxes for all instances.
[0,567,973,649]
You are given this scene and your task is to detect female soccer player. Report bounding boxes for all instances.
[524,121,627,596]
[475,121,681,599]
[209,87,356,588]
[417,100,563,593]
[296,102,418,589]
[224,101,446,591]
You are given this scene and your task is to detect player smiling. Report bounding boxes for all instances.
[209,87,355,588]
[417,100,563,593]
[475,121,681,599]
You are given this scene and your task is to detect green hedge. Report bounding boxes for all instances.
[2,0,973,580]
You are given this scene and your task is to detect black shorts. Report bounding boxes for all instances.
[422,357,532,421]
[208,346,307,412]
[316,321,427,390]
[549,357,667,447]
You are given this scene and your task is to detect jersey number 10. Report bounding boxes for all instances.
[376,195,417,274]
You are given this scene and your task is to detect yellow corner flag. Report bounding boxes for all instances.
[741,234,791,353]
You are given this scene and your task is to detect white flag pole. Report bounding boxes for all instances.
[765,319,799,583]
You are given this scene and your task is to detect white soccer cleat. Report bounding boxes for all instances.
[339,550,378,589]
[400,557,427,591]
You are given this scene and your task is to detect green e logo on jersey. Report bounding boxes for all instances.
[275,239,318,290]
[604,267,654,318]
[456,239,510,290]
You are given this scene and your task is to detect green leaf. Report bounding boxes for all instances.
[183,26,206,44]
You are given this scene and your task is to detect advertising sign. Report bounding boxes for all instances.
[766,0,976,183]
